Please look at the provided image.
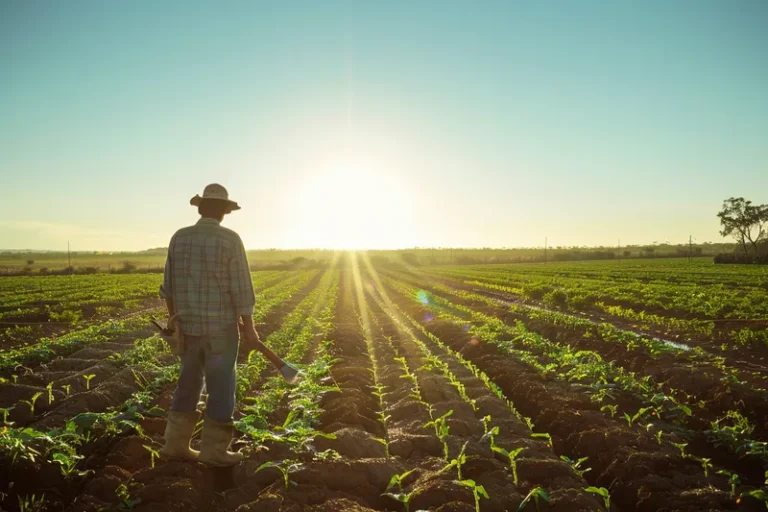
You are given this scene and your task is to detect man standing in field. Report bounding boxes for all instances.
[158,183,259,466]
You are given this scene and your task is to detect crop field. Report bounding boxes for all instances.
[0,257,767,511]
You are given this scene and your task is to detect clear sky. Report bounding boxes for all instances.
[2,1,767,251]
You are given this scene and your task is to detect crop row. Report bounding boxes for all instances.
[376,273,768,507]
[426,264,768,323]
[0,270,319,511]
[374,272,768,510]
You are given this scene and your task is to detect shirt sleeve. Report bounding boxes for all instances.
[159,236,174,299]
[229,235,256,316]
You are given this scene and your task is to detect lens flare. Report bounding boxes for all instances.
[416,290,430,305]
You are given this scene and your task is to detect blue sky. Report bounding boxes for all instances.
[1,1,766,250]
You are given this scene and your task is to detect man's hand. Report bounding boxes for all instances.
[238,318,261,346]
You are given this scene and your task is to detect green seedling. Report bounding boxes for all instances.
[83,374,96,390]
[12,375,18,384]
[424,410,453,437]
[518,486,550,511]
[21,392,44,416]
[61,384,71,397]
[699,457,713,478]
[531,432,553,451]
[46,382,54,405]
[382,469,418,512]
[493,445,524,486]
[442,441,469,479]
[523,416,534,432]
[143,444,160,468]
[459,479,489,512]
[560,455,591,479]
[437,421,451,460]
[624,406,654,427]
[373,437,391,458]
[377,412,392,426]
[313,448,341,461]
[17,493,46,512]
[51,448,93,480]
[672,441,688,459]
[585,486,611,509]
[0,406,15,426]
[717,470,740,497]
[600,404,618,418]
[655,430,663,445]
[116,483,141,510]
[256,460,304,490]
[739,489,768,509]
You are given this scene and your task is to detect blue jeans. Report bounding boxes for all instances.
[170,323,239,423]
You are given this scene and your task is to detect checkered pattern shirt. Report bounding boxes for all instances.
[160,218,255,336]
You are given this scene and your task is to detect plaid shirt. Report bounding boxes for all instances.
[160,218,255,336]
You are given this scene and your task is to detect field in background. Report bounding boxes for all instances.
[0,242,738,273]
[0,257,767,511]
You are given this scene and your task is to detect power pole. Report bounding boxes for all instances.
[544,237,548,263]
[67,241,71,270]
[689,235,693,262]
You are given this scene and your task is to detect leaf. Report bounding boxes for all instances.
[255,461,280,473]
[585,486,609,498]
[381,492,409,503]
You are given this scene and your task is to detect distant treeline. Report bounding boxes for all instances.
[0,242,749,275]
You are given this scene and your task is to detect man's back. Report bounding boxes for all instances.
[160,217,255,335]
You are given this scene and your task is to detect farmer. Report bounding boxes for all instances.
[158,183,258,466]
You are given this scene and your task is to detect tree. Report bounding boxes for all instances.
[717,197,768,261]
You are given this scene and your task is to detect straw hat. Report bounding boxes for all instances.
[189,183,241,212]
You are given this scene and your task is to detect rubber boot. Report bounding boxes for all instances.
[159,411,200,461]
[198,415,245,467]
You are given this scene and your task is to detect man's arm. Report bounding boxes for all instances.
[229,235,256,320]
[160,235,175,317]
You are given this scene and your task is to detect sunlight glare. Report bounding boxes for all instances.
[293,163,410,249]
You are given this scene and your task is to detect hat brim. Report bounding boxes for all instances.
[190,195,241,212]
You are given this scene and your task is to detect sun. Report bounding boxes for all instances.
[292,164,410,249]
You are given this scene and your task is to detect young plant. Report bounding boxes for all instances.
[115,483,141,510]
[21,392,44,416]
[51,448,93,480]
[672,441,688,459]
[623,406,653,427]
[585,486,611,510]
[46,382,54,405]
[424,409,453,460]
[699,457,713,478]
[373,437,391,458]
[83,374,96,390]
[560,455,591,479]
[531,432,553,451]
[717,470,740,498]
[382,469,418,512]
[459,479,489,512]
[256,460,304,490]
[17,493,47,512]
[0,406,15,426]
[493,445,524,486]
[739,489,768,509]
[143,444,160,468]
[518,486,550,511]
[655,430,663,445]
[600,404,618,418]
[61,384,71,397]
[442,441,469,479]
